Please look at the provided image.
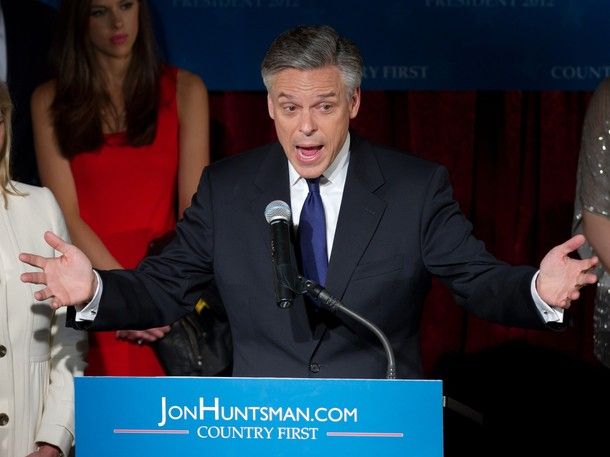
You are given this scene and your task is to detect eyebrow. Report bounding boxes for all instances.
[277,91,338,100]
[315,92,338,99]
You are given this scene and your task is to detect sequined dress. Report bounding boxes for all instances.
[574,77,610,368]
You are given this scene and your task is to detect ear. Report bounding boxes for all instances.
[349,87,361,119]
[267,93,275,120]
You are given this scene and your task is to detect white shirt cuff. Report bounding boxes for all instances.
[531,270,564,323]
[75,270,102,322]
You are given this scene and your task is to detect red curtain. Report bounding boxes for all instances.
[208,90,596,374]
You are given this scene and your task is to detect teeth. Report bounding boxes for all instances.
[296,146,321,161]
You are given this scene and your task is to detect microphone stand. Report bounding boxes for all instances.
[289,274,397,380]
[278,273,482,421]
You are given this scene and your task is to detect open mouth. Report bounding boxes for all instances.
[296,145,323,162]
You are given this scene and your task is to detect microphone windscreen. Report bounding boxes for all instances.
[264,200,291,223]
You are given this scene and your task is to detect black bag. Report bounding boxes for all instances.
[153,286,233,376]
[147,232,233,376]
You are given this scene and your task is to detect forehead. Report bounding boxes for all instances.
[270,66,346,97]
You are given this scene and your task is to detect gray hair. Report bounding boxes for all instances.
[261,25,363,97]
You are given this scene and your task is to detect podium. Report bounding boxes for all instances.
[75,376,443,456]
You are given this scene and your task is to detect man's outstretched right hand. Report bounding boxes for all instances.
[19,231,97,309]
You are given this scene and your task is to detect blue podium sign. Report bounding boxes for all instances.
[75,377,443,456]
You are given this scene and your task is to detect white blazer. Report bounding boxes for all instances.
[0,182,87,456]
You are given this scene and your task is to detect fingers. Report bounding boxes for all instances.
[560,234,587,254]
[20,231,75,268]
[50,299,65,310]
[30,288,65,309]
[116,329,163,344]
[44,230,70,253]
[19,253,47,269]
[153,325,172,335]
[582,271,598,286]
[33,288,61,306]
[569,289,581,301]
[562,271,597,304]
[116,330,136,340]
[33,287,51,301]
[573,271,598,288]
[578,255,599,272]
[20,271,47,285]
[553,296,572,309]
[146,327,171,339]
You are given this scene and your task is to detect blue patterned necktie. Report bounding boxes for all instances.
[298,177,328,286]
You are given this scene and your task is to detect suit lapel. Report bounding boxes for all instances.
[252,143,291,210]
[243,144,290,274]
[325,137,386,301]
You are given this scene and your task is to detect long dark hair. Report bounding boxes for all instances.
[50,0,160,156]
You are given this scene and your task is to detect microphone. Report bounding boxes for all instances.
[264,200,297,309]
[296,276,397,379]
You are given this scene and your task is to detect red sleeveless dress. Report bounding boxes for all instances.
[70,66,179,375]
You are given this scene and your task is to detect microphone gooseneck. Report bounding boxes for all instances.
[296,275,397,380]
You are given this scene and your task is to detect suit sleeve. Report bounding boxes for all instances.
[70,168,216,331]
[421,166,546,329]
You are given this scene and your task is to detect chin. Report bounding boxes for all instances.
[299,166,325,179]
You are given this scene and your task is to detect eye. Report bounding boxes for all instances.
[90,7,106,17]
[320,104,333,112]
[120,1,135,10]
[282,104,297,113]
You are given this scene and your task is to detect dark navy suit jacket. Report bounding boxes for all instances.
[70,135,546,378]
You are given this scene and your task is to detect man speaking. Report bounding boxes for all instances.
[20,25,597,379]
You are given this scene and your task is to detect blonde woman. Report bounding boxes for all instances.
[0,83,87,457]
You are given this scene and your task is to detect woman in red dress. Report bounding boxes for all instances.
[31,0,209,375]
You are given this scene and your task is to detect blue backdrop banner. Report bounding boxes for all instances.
[41,1,608,90]
[75,376,443,456]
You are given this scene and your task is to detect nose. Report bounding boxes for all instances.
[110,10,123,28]
[299,110,317,136]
